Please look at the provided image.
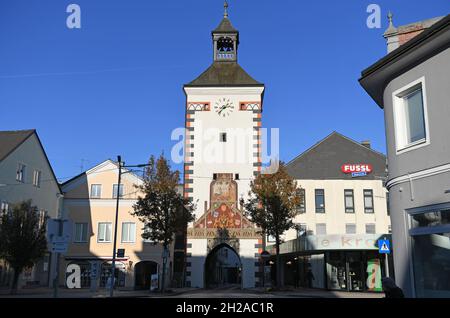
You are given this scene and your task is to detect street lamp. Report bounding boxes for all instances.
[109,156,151,297]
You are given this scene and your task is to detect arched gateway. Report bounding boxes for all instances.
[205,243,242,289]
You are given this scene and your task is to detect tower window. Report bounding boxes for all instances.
[217,37,234,52]
[235,174,239,180]
[220,133,227,142]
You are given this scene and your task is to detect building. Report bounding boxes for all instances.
[183,3,265,288]
[267,132,391,292]
[360,14,450,297]
[60,159,172,290]
[0,129,62,288]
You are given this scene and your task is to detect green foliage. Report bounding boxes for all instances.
[242,162,303,287]
[0,200,48,292]
[132,154,195,247]
[242,163,303,242]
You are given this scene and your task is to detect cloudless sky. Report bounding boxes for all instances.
[0,1,449,181]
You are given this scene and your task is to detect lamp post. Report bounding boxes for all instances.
[109,156,151,297]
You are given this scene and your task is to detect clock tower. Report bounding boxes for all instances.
[182,2,265,289]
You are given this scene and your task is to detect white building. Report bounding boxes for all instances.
[183,5,265,288]
[269,132,392,292]
[0,129,61,288]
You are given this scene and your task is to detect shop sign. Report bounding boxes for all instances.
[150,274,159,291]
[275,234,389,254]
[341,164,372,177]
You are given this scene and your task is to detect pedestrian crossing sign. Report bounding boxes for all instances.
[378,239,390,254]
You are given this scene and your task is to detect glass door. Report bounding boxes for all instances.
[347,252,364,291]
[327,252,347,290]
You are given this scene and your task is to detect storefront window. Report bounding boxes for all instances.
[66,261,91,288]
[408,203,450,297]
[326,251,383,292]
[412,234,450,297]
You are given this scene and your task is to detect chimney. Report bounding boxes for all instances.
[383,11,399,53]
[361,140,371,149]
[383,12,444,54]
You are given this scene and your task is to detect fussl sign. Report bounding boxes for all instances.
[341,164,373,174]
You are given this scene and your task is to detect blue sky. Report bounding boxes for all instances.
[0,1,449,181]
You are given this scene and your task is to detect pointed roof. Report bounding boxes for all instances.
[213,17,238,34]
[0,129,35,162]
[184,61,263,87]
[0,129,61,193]
[61,159,143,187]
[286,132,387,180]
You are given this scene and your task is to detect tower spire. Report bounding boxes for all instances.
[224,1,228,18]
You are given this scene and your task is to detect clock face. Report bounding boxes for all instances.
[214,97,234,117]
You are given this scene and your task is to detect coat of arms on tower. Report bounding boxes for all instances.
[192,173,253,230]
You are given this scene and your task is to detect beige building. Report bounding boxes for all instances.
[267,132,391,292]
[0,129,62,288]
[60,159,172,290]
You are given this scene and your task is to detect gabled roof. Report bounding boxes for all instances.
[0,129,61,193]
[61,159,143,190]
[0,129,35,162]
[184,62,263,87]
[286,132,387,180]
[213,17,238,34]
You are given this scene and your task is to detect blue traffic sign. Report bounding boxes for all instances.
[378,239,390,254]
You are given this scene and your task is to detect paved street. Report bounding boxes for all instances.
[0,285,383,298]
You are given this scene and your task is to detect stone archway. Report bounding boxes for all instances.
[134,261,158,290]
[204,243,242,289]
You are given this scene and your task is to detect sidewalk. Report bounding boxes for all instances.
[0,286,196,298]
[248,287,384,298]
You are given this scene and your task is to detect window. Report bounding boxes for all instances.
[90,184,102,198]
[98,223,112,242]
[346,223,356,234]
[143,226,155,243]
[365,223,376,234]
[316,223,327,235]
[38,210,47,228]
[388,225,392,234]
[33,170,41,187]
[296,223,307,237]
[364,190,374,213]
[74,223,88,242]
[315,189,325,213]
[112,184,124,198]
[1,201,9,215]
[387,193,390,216]
[296,188,306,213]
[220,132,227,142]
[121,222,136,243]
[344,189,354,213]
[16,163,26,182]
[407,203,450,297]
[392,78,429,153]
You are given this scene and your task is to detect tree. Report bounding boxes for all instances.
[132,154,195,292]
[242,162,303,288]
[0,200,48,294]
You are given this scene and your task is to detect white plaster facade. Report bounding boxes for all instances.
[281,179,390,241]
[0,130,61,288]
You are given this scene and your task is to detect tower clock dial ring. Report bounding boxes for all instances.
[214,97,234,117]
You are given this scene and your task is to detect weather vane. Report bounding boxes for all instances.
[224,1,228,18]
